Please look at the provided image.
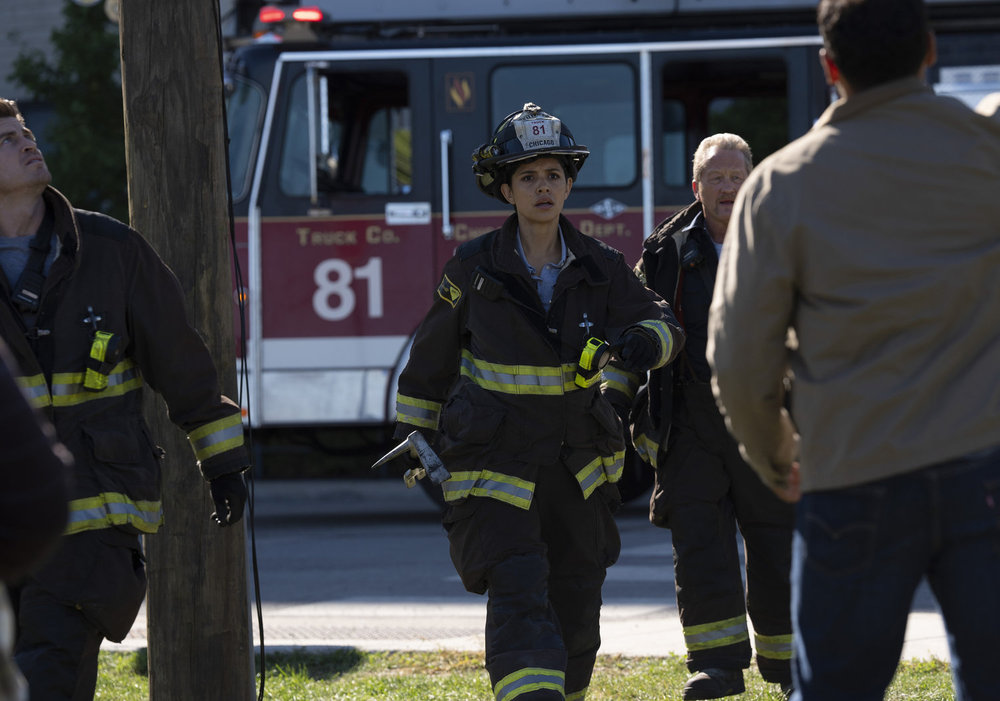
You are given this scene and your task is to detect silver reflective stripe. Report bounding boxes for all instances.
[635,432,659,470]
[493,667,565,701]
[459,351,578,395]
[602,451,624,482]
[600,365,638,399]
[638,319,674,368]
[50,361,142,407]
[14,374,50,408]
[395,394,441,429]
[441,472,479,500]
[684,614,749,651]
[66,493,163,535]
[755,631,794,660]
[442,470,534,510]
[190,420,244,462]
[576,457,607,498]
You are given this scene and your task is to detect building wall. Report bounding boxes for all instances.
[0,0,65,103]
[1,0,238,106]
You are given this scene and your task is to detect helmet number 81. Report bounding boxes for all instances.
[313,257,384,321]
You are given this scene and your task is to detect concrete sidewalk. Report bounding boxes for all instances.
[105,479,952,663]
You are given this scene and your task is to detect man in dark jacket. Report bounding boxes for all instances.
[622,134,794,700]
[0,97,248,701]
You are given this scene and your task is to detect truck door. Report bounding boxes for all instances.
[248,55,435,426]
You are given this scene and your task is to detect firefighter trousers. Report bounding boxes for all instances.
[660,382,794,685]
[443,460,621,700]
[12,529,146,701]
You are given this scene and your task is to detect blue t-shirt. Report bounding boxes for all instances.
[0,209,60,327]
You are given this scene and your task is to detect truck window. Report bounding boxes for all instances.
[279,70,412,197]
[660,57,788,184]
[225,75,265,201]
[491,63,637,188]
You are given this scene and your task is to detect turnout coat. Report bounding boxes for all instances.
[395,213,683,508]
[0,187,247,537]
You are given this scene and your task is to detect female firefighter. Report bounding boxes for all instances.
[393,103,684,701]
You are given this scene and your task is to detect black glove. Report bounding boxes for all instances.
[617,329,659,373]
[209,471,247,526]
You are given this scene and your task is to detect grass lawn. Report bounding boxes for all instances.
[95,648,956,700]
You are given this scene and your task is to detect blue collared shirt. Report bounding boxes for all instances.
[515,228,574,312]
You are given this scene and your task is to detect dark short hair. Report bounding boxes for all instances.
[0,98,26,124]
[818,0,929,91]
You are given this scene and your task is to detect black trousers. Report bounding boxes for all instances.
[444,461,621,700]
[660,382,794,684]
[13,529,146,701]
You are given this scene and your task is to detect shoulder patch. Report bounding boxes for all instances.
[436,273,463,308]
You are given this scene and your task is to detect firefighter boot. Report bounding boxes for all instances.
[682,668,745,700]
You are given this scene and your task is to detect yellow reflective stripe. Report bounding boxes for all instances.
[637,319,674,368]
[395,393,441,430]
[634,432,660,470]
[442,469,534,510]
[50,360,142,407]
[188,413,245,462]
[493,667,565,701]
[66,492,163,535]
[572,450,623,498]
[600,365,639,399]
[566,688,587,701]
[460,350,579,395]
[575,456,606,498]
[755,631,794,660]
[602,450,625,483]
[684,614,749,651]
[15,373,52,408]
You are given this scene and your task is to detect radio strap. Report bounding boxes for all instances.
[11,208,55,314]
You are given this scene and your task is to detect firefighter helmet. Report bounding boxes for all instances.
[472,102,589,201]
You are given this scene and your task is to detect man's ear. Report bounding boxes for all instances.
[819,48,840,86]
[692,180,701,202]
[922,31,937,73]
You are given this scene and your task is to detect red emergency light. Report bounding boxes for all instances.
[258,6,286,24]
[291,6,325,23]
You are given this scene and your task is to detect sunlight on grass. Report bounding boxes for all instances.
[93,649,955,700]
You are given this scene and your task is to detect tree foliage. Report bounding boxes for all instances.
[9,2,128,222]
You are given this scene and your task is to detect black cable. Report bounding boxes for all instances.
[212,4,265,699]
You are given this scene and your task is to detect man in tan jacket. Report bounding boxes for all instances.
[708,1,1000,699]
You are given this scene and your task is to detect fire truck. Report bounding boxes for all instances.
[224,0,1000,481]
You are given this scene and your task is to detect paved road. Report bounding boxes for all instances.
[105,479,950,661]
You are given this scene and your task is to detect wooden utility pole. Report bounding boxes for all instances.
[118,1,254,699]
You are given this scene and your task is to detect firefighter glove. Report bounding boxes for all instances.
[618,329,658,373]
[209,471,247,526]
